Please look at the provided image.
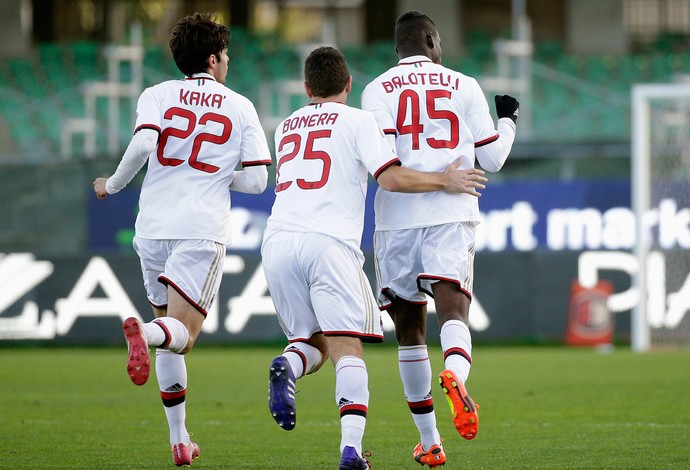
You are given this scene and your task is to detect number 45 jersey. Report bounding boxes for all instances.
[362,56,509,231]
[134,72,271,244]
[265,102,401,253]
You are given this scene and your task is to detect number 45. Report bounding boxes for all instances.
[397,89,459,150]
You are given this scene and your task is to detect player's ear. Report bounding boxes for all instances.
[425,31,434,49]
[304,81,313,98]
[344,75,352,94]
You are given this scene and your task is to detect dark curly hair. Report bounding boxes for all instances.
[169,12,229,77]
[304,46,350,98]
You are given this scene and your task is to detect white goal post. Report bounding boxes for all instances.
[631,83,690,351]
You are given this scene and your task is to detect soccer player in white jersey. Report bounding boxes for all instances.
[262,46,488,470]
[361,10,519,468]
[92,13,271,467]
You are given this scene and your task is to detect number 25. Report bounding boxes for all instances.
[275,130,332,192]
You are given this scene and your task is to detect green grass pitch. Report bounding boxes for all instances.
[1,344,689,469]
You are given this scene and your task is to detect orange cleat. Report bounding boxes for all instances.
[438,369,479,440]
[413,442,446,468]
[122,317,150,386]
[172,441,200,467]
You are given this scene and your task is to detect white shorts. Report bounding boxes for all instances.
[261,231,383,343]
[133,237,226,316]
[373,222,477,309]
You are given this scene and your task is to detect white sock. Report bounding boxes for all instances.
[399,345,441,449]
[335,356,368,454]
[143,317,190,353]
[156,349,189,446]
[440,320,473,383]
[282,342,323,378]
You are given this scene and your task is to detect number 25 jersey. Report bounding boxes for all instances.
[134,73,271,244]
[362,56,500,230]
[265,102,400,253]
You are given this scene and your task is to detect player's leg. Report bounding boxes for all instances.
[375,230,444,466]
[304,233,379,469]
[126,238,221,465]
[268,335,328,430]
[123,238,204,385]
[262,232,328,430]
[389,299,445,467]
[434,282,479,440]
[327,336,372,470]
[422,222,479,440]
[155,242,219,466]
[280,334,330,378]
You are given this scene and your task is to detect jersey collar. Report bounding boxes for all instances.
[398,55,433,66]
[186,72,217,81]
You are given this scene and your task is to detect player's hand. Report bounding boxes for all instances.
[93,177,110,200]
[442,161,488,197]
[495,95,519,123]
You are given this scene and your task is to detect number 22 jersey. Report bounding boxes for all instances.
[134,72,271,244]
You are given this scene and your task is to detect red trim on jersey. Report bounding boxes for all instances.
[242,159,273,167]
[158,276,208,317]
[323,330,384,344]
[135,124,161,135]
[417,275,472,301]
[185,77,214,81]
[475,134,499,148]
[374,158,401,179]
[399,58,432,66]
[383,128,397,136]
[443,347,472,364]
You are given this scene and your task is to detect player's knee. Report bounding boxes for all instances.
[179,335,196,354]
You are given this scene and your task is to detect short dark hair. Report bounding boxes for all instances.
[395,10,437,52]
[304,46,350,98]
[169,12,229,77]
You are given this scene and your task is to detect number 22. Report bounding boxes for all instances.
[157,107,232,173]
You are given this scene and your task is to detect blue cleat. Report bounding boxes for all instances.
[339,446,372,470]
[268,356,297,430]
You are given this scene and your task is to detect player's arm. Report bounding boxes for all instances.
[229,165,268,194]
[234,97,272,195]
[376,160,488,196]
[361,84,397,150]
[474,94,519,173]
[93,128,158,199]
[359,111,488,196]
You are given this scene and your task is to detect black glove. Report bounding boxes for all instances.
[494,95,519,123]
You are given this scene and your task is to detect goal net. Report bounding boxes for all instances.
[631,83,690,351]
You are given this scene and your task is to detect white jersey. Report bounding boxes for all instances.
[362,56,501,230]
[264,102,400,253]
[134,73,271,244]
